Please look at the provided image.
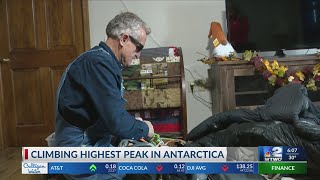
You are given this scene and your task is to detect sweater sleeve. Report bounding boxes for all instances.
[80,55,149,140]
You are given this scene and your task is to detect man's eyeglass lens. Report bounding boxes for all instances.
[129,35,144,52]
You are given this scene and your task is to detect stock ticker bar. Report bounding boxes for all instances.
[31,162,259,174]
[21,146,307,175]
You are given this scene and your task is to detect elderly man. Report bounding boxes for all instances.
[55,12,154,180]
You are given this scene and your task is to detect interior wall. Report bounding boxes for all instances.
[88,0,319,132]
[88,0,226,132]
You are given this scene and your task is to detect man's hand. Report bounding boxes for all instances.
[143,120,154,138]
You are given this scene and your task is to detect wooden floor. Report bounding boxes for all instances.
[0,147,42,180]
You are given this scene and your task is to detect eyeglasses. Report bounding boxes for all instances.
[128,35,144,52]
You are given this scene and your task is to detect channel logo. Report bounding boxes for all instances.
[264,147,283,161]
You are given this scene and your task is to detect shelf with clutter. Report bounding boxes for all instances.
[122,47,187,139]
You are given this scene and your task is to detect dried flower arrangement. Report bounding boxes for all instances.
[242,50,320,91]
[198,50,320,91]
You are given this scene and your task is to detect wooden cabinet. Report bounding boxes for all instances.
[209,55,320,114]
[122,47,187,139]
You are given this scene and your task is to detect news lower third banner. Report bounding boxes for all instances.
[22,146,307,174]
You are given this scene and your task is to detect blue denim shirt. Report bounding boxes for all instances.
[54,42,148,147]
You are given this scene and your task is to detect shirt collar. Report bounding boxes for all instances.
[99,41,123,70]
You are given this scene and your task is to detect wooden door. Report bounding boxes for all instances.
[0,0,90,148]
